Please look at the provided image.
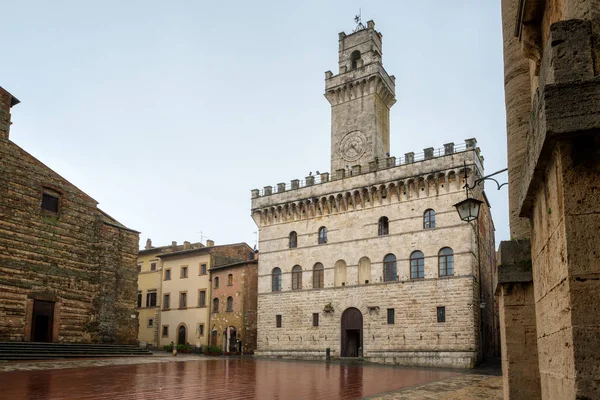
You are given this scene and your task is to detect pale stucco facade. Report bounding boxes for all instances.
[251,21,496,369]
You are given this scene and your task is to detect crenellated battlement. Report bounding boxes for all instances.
[251,139,484,227]
[251,139,482,200]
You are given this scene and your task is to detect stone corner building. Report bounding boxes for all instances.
[0,87,140,344]
[251,21,497,369]
[497,1,600,399]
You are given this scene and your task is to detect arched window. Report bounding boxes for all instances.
[291,265,302,290]
[318,227,328,244]
[228,274,233,285]
[214,277,219,288]
[383,254,397,282]
[358,257,371,284]
[272,267,282,292]
[378,216,389,236]
[350,50,361,69]
[212,298,219,313]
[226,296,233,312]
[424,209,436,229]
[411,251,425,279]
[438,247,454,277]
[313,263,324,289]
[289,231,298,248]
[334,260,347,287]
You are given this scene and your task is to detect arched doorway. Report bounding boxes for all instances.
[341,307,363,357]
[177,324,187,345]
[224,326,237,352]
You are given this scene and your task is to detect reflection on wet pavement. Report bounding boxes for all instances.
[1,358,460,399]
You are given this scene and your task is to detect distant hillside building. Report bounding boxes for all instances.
[0,87,140,344]
[250,22,497,368]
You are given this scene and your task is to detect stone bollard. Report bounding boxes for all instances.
[171,342,177,356]
[326,347,331,361]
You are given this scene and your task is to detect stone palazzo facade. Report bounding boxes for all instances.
[0,87,140,344]
[251,22,496,369]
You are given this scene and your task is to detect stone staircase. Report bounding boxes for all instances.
[0,342,153,361]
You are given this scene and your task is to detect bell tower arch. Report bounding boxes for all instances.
[324,20,396,173]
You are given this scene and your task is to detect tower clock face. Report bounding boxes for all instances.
[340,131,367,162]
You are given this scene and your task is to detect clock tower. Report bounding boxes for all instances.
[324,20,396,174]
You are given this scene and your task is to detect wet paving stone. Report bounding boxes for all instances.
[0,357,461,399]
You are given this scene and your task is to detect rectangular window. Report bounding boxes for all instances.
[137,291,142,308]
[437,306,446,323]
[137,264,142,273]
[162,325,169,337]
[387,308,395,324]
[41,193,59,212]
[148,318,154,328]
[228,274,233,286]
[199,290,206,307]
[181,266,188,278]
[199,324,205,336]
[179,292,187,309]
[164,269,171,280]
[200,264,207,275]
[146,291,157,307]
[163,294,170,310]
[276,314,282,328]
[312,313,319,327]
[150,262,157,271]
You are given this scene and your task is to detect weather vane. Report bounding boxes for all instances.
[354,8,365,32]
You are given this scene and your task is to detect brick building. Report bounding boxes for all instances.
[250,22,497,368]
[209,258,258,354]
[0,87,140,344]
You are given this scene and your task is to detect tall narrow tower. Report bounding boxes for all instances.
[325,20,396,173]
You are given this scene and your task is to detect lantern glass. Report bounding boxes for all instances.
[453,198,483,222]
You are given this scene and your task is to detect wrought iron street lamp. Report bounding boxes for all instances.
[453,162,507,362]
[453,197,484,222]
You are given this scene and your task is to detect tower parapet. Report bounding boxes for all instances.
[251,140,483,199]
[325,20,396,173]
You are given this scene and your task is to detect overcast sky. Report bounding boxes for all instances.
[2,0,509,249]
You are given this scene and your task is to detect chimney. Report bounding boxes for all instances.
[206,240,214,247]
[0,87,20,141]
[171,241,177,250]
[145,238,152,250]
[183,241,191,250]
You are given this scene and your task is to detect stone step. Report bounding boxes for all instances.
[0,342,152,360]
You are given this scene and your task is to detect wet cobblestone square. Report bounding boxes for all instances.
[0,357,463,399]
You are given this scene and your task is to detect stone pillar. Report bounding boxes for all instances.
[290,179,299,190]
[404,152,414,164]
[444,142,454,155]
[277,183,286,193]
[423,147,434,159]
[496,240,541,400]
[515,18,600,400]
[305,176,314,186]
[501,0,531,239]
[263,186,272,196]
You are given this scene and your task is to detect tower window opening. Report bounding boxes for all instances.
[350,50,361,70]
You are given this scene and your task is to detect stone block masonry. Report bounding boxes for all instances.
[0,87,139,344]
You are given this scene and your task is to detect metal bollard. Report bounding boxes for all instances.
[326,347,331,361]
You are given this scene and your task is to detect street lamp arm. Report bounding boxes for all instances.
[465,167,508,192]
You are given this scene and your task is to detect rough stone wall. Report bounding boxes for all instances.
[501,0,532,239]
[0,134,139,343]
[500,2,600,397]
[256,278,478,368]
[529,140,600,399]
[498,282,541,400]
[242,261,258,354]
[209,261,258,353]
